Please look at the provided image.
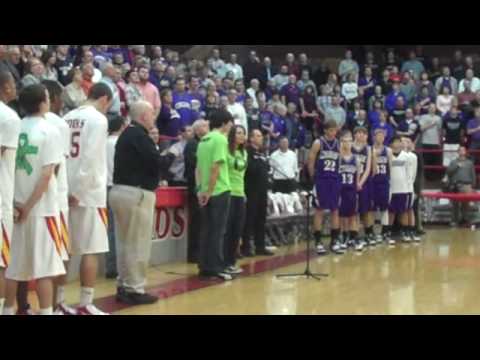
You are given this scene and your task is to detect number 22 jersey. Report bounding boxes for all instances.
[315,137,340,181]
[64,105,108,208]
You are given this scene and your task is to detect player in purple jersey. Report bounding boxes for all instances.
[338,130,363,252]
[372,128,394,243]
[352,127,375,246]
[308,120,343,255]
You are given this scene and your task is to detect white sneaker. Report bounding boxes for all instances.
[76,304,110,316]
[355,241,364,252]
[316,243,327,255]
[225,266,243,275]
[266,246,278,252]
[411,232,421,242]
[55,303,77,316]
[388,239,396,246]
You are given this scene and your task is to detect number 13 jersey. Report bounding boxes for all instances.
[64,105,108,208]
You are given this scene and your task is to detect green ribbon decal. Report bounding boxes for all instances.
[16,133,39,175]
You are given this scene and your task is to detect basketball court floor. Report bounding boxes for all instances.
[25,226,480,315]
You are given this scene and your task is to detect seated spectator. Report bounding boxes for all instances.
[137,65,161,118]
[401,50,425,80]
[372,110,394,145]
[385,82,406,114]
[226,89,248,133]
[358,66,377,104]
[368,85,385,111]
[397,108,421,143]
[157,88,181,138]
[338,49,359,82]
[225,53,243,80]
[297,69,317,97]
[415,86,435,115]
[436,86,455,116]
[299,84,319,133]
[435,66,458,96]
[341,73,359,111]
[246,78,260,108]
[459,69,480,93]
[80,63,95,96]
[63,66,87,111]
[419,103,443,180]
[400,72,416,107]
[325,96,347,130]
[167,126,194,187]
[416,71,437,98]
[272,65,290,91]
[443,106,465,167]
[125,69,144,109]
[22,57,45,87]
[378,69,392,95]
[312,62,330,88]
[41,49,58,81]
[446,146,477,226]
[280,74,301,109]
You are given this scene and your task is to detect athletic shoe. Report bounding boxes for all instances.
[225,266,243,275]
[316,243,327,255]
[376,234,384,244]
[116,291,159,305]
[265,246,278,252]
[16,304,35,315]
[331,241,346,255]
[367,234,377,247]
[354,240,364,252]
[401,232,412,243]
[76,304,110,315]
[387,233,396,246]
[54,303,77,315]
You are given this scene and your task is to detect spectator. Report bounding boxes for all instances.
[415,85,435,115]
[246,78,260,109]
[243,50,262,86]
[285,102,299,144]
[389,66,402,83]
[80,63,95,97]
[188,76,204,104]
[435,66,458,96]
[378,69,392,95]
[400,72,416,107]
[264,79,277,102]
[338,49,359,82]
[149,59,167,91]
[41,49,58,81]
[113,66,128,117]
[385,82,406,114]
[341,73,359,111]
[298,53,313,78]
[281,74,301,109]
[290,111,307,150]
[137,65,161,118]
[99,62,121,116]
[270,103,288,150]
[285,53,300,77]
[204,93,219,120]
[150,45,165,63]
[372,110,395,145]
[368,85,385,111]
[183,119,210,263]
[312,62,331,88]
[299,84,319,132]
[397,108,421,143]
[346,101,362,127]
[234,79,247,104]
[81,49,102,83]
[446,146,476,226]
[326,96,347,130]
[21,57,45,88]
[207,48,226,78]
[401,51,425,80]
[317,84,333,120]
[348,109,370,134]
[465,56,479,74]
[451,50,465,82]
[226,89,248,134]
[259,56,276,89]
[297,69,317,97]
[467,107,480,164]
[125,69,143,109]
[157,88,181,138]
[270,137,298,194]
[459,68,480,93]
[389,96,406,128]
[416,71,437,98]
[428,57,442,86]
[167,126,194,187]
[325,73,339,96]
[92,45,112,63]
[362,51,380,78]
[436,86,456,116]
[224,125,248,274]
[443,106,465,167]
[225,53,243,81]
[63,66,87,111]
[385,49,400,72]
[272,65,290,91]
[245,96,260,131]
[358,66,377,104]
[55,45,74,86]
[368,100,384,129]
[457,80,476,112]
[4,46,22,89]
[419,103,443,180]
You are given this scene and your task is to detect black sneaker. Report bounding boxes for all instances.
[105,271,118,279]
[116,291,159,305]
[256,249,275,256]
[199,271,234,281]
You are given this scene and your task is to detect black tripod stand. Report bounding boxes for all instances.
[276,191,329,281]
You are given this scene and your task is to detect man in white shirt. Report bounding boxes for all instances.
[226,89,248,134]
[270,137,298,194]
[458,69,480,93]
[168,125,194,187]
[4,84,65,316]
[63,83,113,315]
[0,71,21,315]
[272,65,290,91]
[246,79,260,109]
[207,48,226,78]
[225,53,244,81]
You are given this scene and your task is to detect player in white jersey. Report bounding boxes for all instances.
[42,80,77,315]
[0,71,21,315]
[388,136,412,245]
[63,83,113,315]
[3,84,65,316]
[401,136,421,242]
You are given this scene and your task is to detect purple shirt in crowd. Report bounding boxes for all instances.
[467,118,480,142]
[280,84,301,107]
[172,91,199,128]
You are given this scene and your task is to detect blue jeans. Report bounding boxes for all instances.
[106,187,117,274]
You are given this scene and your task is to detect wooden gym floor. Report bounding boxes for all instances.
[26,226,480,315]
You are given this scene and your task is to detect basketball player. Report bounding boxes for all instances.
[63,83,113,315]
[388,135,411,244]
[352,127,374,246]
[0,71,21,315]
[308,120,343,255]
[338,130,363,252]
[372,128,393,244]
[401,136,421,242]
[42,80,76,315]
[4,84,65,315]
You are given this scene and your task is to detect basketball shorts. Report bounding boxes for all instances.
[313,177,341,211]
[339,188,358,217]
[389,193,409,214]
[69,206,109,256]
[0,214,13,269]
[358,180,374,215]
[373,182,390,212]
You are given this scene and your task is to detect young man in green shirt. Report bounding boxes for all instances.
[196,109,234,280]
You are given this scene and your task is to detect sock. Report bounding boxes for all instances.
[342,231,348,241]
[56,286,65,305]
[366,226,373,235]
[381,211,389,226]
[80,287,94,306]
[39,307,53,315]
[382,225,390,235]
[314,231,322,244]
[0,298,4,314]
[3,306,14,315]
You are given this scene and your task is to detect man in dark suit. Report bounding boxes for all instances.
[243,50,263,87]
[0,46,22,90]
[259,57,277,90]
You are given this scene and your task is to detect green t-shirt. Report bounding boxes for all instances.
[196,130,231,196]
[227,149,248,197]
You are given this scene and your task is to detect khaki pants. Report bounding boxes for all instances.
[453,184,473,223]
[109,185,156,294]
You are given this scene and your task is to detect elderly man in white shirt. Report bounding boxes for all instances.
[270,137,299,194]
[458,69,480,93]
[225,53,244,80]
[226,89,248,134]
[246,79,260,109]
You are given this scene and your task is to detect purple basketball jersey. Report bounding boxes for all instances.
[313,137,341,211]
[353,144,373,214]
[339,155,358,217]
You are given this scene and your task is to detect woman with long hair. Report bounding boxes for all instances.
[224,125,248,274]
[41,49,58,81]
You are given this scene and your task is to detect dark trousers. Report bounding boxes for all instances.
[169,180,187,188]
[224,196,246,267]
[243,191,268,252]
[105,186,117,274]
[187,193,206,263]
[272,179,297,194]
[198,192,231,274]
[469,141,480,165]
[422,144,441,181]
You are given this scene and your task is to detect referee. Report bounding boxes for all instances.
[110,101,176,305]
